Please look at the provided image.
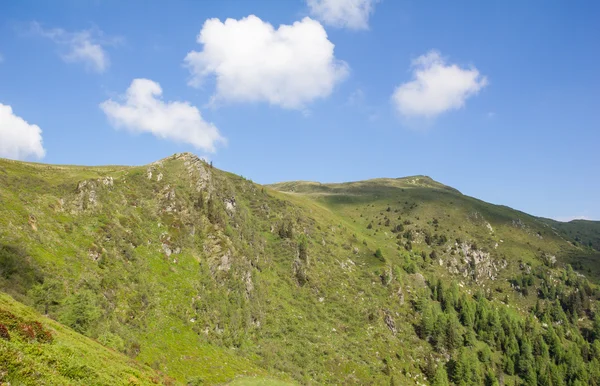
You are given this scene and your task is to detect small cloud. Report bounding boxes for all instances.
[347,88,380,121]
[391,50,488,119]
[0,103,46,160]
[100,78,225,153]
[307,0,378,30]
[30,22,120,73]
[486,111,496,119]
[347,88,365,106]
[184,15,348,110]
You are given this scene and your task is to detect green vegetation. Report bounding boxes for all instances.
[0,154,599,384]
[0,292,171,385]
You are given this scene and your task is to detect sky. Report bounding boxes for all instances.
[0,0,598,221]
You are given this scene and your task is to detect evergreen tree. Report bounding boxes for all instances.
[483,370,499,386]
[431,364,450,386]
[452,348,482,386]
[594,313,600,341]
[518,339,537,386]
[420,303,435,339]
[29,278,65,315]
[445,310,462,351]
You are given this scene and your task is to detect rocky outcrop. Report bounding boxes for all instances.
[443,242,507,282]
[160,185,177,213]
[384,310,397,334]
[172,153,213,193]
[224,197,236,214]
[73,177,114,212]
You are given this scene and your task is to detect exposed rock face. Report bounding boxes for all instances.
[146,159,164,181]
[541,253,557,267]
[162,243,172,257]
[397,286,405,305]
[293,258,308,286]
[243,270,253,295]
[512,218,526,229]
[172,153,213,193]
[224,198,236,214]
[339,258,355,272]
[160,185,177,213]
[89,250,100,261]
[100,177,114,186]
[384,311,397,334]
[73,177,114,212]
[218,252,231,271]
[444,242,507,282]
[28,214,37,231]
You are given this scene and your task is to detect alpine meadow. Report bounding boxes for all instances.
[1,153,599,385]
[1,0,599,385]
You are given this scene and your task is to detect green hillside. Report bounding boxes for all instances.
[539,218,600,251]
[1,154,600,385]
[0,291,172,385]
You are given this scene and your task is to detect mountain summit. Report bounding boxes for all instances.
[1,154,599,385]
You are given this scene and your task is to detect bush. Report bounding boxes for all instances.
[404,261,417,274]
[98,332,125,352]
[298,236,308,262]
[374,248,384,261]
[0,324,9,340]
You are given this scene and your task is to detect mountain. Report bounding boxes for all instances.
[1,153,599,385]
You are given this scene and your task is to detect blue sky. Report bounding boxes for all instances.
[0,0,598,221]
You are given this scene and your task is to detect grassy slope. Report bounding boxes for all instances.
[270,176,600,279]
[1,156,599,385]
[0,292,171,385]
[540,218,600,250]
[0,156,279,384]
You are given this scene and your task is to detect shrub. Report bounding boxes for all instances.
[298,236,308,262]
[19,323,36,340]
[0,324,9,340]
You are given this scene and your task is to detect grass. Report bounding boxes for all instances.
[0,154,599,385]
[0,292,171,385]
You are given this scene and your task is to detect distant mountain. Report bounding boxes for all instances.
[1,153,599,385]
[539,218,600,251]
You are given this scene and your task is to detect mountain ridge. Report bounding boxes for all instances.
[1,153,600,385]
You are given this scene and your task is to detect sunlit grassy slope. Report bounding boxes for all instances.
[1,155,599,385]
[270,176,600,279]
[0,292,171,385]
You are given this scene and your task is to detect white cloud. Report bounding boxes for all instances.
[392,51,488,118]
[184,15,348,109]
[100,79,225,152]
[307,0,377,30]
[0,103,46,160]
[31,22,118,73]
